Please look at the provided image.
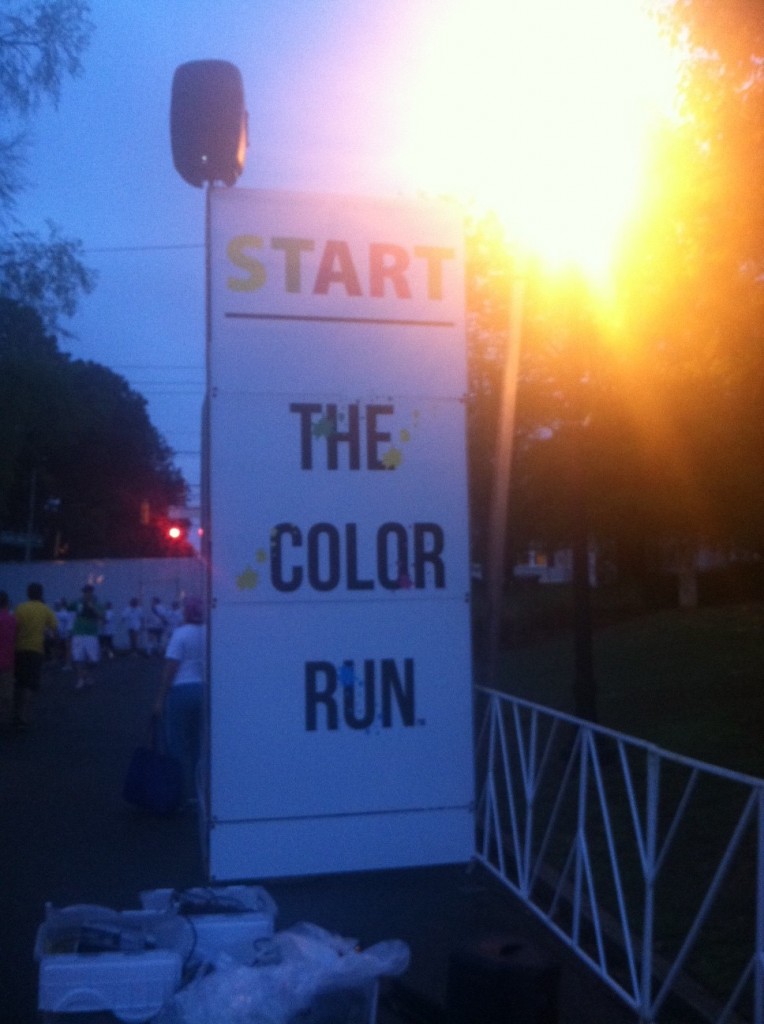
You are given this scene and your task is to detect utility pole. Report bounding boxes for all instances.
[485,271,525,688]
[24,468,37,563]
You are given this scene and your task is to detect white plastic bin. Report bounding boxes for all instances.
[140,884,278,965]
[38,948,182,1022]
[35,903,185,1022]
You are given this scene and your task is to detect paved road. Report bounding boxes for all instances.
[0,653,638,1023]
[1,654,204,1021]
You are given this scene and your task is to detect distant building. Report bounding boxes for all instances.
[513,546,597,586]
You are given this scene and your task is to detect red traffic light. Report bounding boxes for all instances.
[165,516,190,540]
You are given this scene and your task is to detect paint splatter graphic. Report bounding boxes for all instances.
[381,447,403,469]
[397,567,413,589]
[379,409,419,470]
[312,415,336,439]
[339,663,356,689]
[236,566,259,590]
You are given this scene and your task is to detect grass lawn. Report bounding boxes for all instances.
[499,596,764,778]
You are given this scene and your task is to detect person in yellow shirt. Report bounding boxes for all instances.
[14,582,58,730]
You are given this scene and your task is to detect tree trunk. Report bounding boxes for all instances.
[677,563,699,608]
[572,514,598,722]
[570,422,598,722]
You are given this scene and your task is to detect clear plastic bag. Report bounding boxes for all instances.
[156,922,410,1024]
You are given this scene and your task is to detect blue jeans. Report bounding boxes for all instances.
[164,683,202,800]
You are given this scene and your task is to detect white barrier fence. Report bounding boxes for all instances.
[474,687,764,1024]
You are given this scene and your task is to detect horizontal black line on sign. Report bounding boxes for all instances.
[224,312,455,327]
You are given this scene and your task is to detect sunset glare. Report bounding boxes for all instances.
[402,0,683,279]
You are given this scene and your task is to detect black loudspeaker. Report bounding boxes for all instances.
[170,60,247,187]
[446,935,561,1024]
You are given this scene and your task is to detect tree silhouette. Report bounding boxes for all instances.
[0,1,96,330]
[0,298,191,559]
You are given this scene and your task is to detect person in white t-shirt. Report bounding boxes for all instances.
[98,601,116,660]
[146,597,169,655]
[165,599,184,640]
[152,595,205,804]
[53,599,74,670]
[121,598,144,656]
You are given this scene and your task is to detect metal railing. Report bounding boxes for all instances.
[473,686,764,1024]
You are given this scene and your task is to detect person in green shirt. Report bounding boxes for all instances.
[14,582,57,729]
[70,584,103,690]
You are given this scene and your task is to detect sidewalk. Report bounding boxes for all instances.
[0,654,637,1023]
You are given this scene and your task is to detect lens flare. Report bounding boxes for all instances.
[400,0,683,280]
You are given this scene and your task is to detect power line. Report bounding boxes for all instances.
[83,242,203,254]
[130,385,204,391]
[109,364,204,371]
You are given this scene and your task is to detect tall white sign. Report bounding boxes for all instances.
[206,188,473,879]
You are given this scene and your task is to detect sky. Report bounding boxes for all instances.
[14,0,444,508]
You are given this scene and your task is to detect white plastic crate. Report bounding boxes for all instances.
[140,885,278,965]
[38,948,182,1022]
[35,903,185,1022]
